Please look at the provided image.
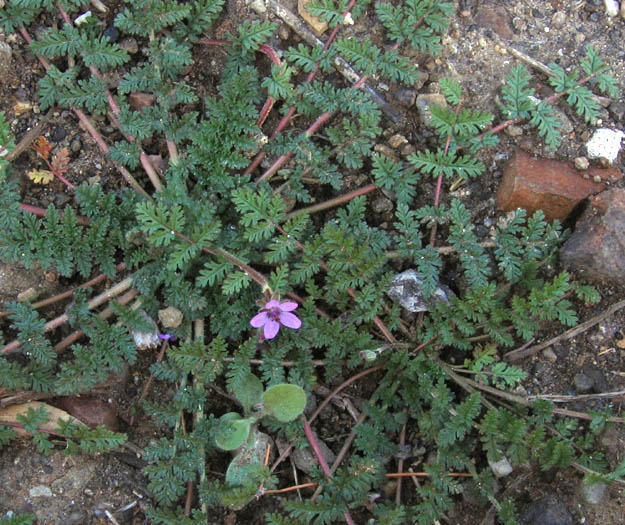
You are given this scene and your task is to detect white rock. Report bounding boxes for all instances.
[580,480,608,504]
[488,456,513,478]
[387,270,451,313]
[29,485,53,497]
[586,128,625,164]
[246,0,266,14]
[604,0,620,17]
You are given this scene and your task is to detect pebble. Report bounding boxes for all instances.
[29,485,53,498]
[543,348,558,363]
[388,269,452,313]
[372,197,394,214]
[416,93,447,127]
[55,192,70,206]
[388,134,408,149]
[551,11,567,28]
[488,456,513,478]
[574,156,590,170]
[580,480,608,504]
[51,126,66,142]
[505,125,523,137]
[118,37,138,54]
[604,0,620,17]
[622,0,625,18]
[573,372,594,392]
[70,138,82,153]
[609,101,625,121]
[278,24,290,40]
[102,25,119,43]
[158,306,183,328]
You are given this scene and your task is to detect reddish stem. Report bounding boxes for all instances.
[18,203,89,225]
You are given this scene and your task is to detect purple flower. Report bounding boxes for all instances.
[250,300,302,340]
[158,333,176,341]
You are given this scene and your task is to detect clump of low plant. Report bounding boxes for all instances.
[0,1,623,524]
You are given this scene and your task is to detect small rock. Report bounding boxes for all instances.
[622,0,625,18]
[29,485,53,498]
[372,197,394,214]
[17,287,38,302]
[131,311,160,349]
[551,11,567,27]
[388,270,452,313]
[51,126,66,142]
[582,364,609,392]
[158,306,183,328]
[70,138,82,153]
[488,456,513,478]
[128,92,156,110]
[102,25,119,43]
[573,372,594,393]
[586,128,625,164]
[543,348,557,363]
[520,493,573,525]
[416,93,447,127]
[118,37,138,54]
[248,0,266,14]
[57,397,120,431]
[505,125,523,137]
[401,143,416,156]
[560,188,625,283]
[298,0,328,36]
[609,101,625,121]
[278,24,290,40]
[580,479,608,504]
[604,0,620,17]
[393,88,416,107]
[13,100,32,116]
[496,149,621,222]
[474,3,513,40]
[574,156,590,170]
[0,40,12,85]
[55,192,70,206]
[292,432,335,474]
[388,134,408,149]
[374,143,399,161]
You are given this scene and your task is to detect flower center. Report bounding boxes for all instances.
[268,308,281,321]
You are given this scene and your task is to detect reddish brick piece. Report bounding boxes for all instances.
[496,149,622,222]
[128,92,156,110]
[58,397,120,431]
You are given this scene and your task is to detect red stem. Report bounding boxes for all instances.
[19,203,89,225]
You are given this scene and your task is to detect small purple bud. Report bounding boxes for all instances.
[158,333,176,341]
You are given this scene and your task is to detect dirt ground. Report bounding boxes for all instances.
[1,0,625,523]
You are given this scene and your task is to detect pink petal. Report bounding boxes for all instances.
[265,299,281,309]
[264,319,280,339]
[278,301,298,312]
[250,311,268,328]
[279,312,301,330]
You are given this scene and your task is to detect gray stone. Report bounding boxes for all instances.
[292,432,335,474]
[560,188,625,283]
[0,40,12,85]
[29,485,53,498]
[543,348,558,363]
[416,93,447,127]
[488,456,513,478]
[551,11,567,28]
[573,372,594,393]
[580,480,608,504]
[520,493,573,525]
[387,270,452,313]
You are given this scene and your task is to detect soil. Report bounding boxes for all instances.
[1,0,625,524]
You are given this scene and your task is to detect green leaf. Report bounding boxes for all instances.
[233,373,264,413]
[262,384,306,422]
[214,413,254,451]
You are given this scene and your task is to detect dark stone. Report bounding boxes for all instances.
[102,25,119,43]
[609,101,625,121]
[520,493,573,525]
[51,126,66,142]
[560,188,625,284]
[574,372,594,393]
[582,365,609,393]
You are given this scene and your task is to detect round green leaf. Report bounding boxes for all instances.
[233,373,264,412]
[214,412,253,451]
[225,430,272,487]
[262,384,306,422]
